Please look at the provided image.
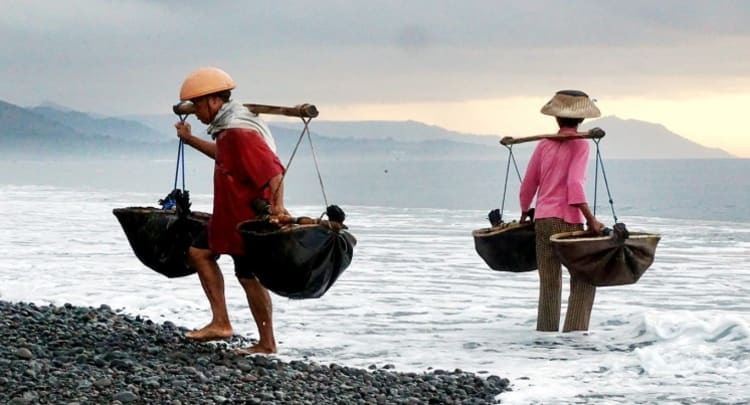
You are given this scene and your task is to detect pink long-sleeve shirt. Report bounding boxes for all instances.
[519,128,589,224]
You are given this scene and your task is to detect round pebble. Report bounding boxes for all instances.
[0,301,510,403]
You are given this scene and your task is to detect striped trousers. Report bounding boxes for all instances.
[535,218,596,332]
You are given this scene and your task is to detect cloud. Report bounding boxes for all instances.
[2,1,750,114]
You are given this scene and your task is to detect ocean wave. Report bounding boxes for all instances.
[634,311,750,377]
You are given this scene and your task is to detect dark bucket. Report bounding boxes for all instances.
[550,223,661,287]
[473,222,537,272]
[237,220,356,299]
[113,207,210,278]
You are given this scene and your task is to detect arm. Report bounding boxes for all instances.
[519,146,541,222]
[567,141,603,233]
[573,202,604,234]
[175,121,217,159]
[266,173,288,216]
[225,129,287,214]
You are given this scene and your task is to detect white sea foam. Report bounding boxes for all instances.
[1,185,749,404]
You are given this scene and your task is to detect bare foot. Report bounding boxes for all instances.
[185,325,233,342]
[234,343,277,355]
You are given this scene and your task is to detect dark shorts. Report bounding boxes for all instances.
[192,227,256,279]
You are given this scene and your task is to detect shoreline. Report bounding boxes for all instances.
[0,300,510,404]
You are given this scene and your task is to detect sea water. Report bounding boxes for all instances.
[1,158,749,404]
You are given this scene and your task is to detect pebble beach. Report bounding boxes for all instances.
[0,301,510,404]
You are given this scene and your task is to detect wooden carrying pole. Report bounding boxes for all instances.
[500,128,605,145]
[243,103,319,118]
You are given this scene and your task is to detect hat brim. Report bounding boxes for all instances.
[540,93,601,118]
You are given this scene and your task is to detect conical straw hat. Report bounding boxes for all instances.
[540,90,601,118]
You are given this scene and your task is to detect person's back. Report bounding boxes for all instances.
[210,126,283,255]
[522,135,589,225]
[519,90,604,332]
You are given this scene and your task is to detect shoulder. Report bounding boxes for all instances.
[534,139,558,154]
[219,128,265,145]
[221,127,263,137]
[568,138,589,151]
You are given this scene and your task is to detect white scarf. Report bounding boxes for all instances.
[207,100,277,153]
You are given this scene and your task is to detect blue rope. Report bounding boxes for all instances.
[180,139,186,191]
[172,139,184,191]
[162,115,189,210]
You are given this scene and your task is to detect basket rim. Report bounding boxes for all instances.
[549,230,661,243]
[472,222,533,237]
[237,220,337,233]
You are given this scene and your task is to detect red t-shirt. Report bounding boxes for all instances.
[208,127,285,255]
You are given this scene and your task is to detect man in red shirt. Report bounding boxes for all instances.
[174,67,286,354]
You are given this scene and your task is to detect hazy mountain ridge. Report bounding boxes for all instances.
[31,106,170,144]
[1,101,170,159]
[276,116,734,159]
[273,120,501,146]
[0,99,735,160]
[1,100,101,155]
[581,117,731,159]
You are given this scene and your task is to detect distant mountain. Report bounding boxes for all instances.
[123,112,189,138]
[31,105,171,144]
[130,114,500,146]
[1,99,735,160]
[0,100,170,158]
[582,116,733,159]
[274,120,500,146]
[275,117,735,160]
[0,100,81,154]
[35,100,75,112]
[124,113,506,161]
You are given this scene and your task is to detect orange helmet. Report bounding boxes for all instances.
[179,67,236,101]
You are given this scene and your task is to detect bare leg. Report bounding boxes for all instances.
[235,277,277,354]
[185,247,233,341]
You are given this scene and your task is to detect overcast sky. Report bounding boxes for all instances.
[2,0,750,156]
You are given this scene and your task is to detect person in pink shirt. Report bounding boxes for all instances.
[519,90,605,332]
